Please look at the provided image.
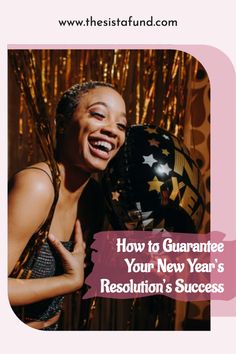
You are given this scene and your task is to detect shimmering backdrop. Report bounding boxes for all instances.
[8,49,210,329]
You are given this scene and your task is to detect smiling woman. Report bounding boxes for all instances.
[8,81,127,330]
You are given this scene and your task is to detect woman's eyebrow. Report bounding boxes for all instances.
[87,101,108,109]
[88,101,127,119]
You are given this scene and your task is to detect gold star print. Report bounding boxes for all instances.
[148,176,164,193]
[148,139,160,147]
[144,127,157,134]
[162,149,170,156]
[112,191,120,201]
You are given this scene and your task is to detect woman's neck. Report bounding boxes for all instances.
[58,161,91,202]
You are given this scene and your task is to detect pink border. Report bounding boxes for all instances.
[7,44,236,316]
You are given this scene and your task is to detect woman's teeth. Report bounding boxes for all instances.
[91,140,113,152]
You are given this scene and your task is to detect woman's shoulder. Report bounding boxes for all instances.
[9,162,55,204]
[24,161,53,182]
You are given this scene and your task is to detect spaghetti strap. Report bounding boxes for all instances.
[25,166,53,184]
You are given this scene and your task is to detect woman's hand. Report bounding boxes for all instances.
[9,221,85,306]
[48,219,86,291]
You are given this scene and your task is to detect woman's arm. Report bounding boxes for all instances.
[8,169,85,306]
[8,274,78,306]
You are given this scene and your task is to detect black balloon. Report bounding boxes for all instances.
[102,125,205,233]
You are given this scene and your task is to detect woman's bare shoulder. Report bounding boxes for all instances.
[9,162,55,204]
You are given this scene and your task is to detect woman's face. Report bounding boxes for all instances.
[62,86,127,173]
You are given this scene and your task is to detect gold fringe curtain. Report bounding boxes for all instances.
[9,49,198,170]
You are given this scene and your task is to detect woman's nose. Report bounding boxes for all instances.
[100,121,118,138]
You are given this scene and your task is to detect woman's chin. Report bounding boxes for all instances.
[78,157,109,174]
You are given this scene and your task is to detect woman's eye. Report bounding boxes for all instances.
[90,111,105,119]
[117,123,127,132]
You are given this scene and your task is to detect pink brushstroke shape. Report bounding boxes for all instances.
[83,231,236,302]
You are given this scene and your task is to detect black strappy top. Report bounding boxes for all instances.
[10,166,73,325]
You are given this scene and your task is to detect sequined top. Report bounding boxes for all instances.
[12,239,73,323]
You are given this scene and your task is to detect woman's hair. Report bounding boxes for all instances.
[54,81,115,160]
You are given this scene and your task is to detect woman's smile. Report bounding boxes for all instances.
[88,135,116,160]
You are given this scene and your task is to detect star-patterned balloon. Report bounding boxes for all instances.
[102,125,205,233]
